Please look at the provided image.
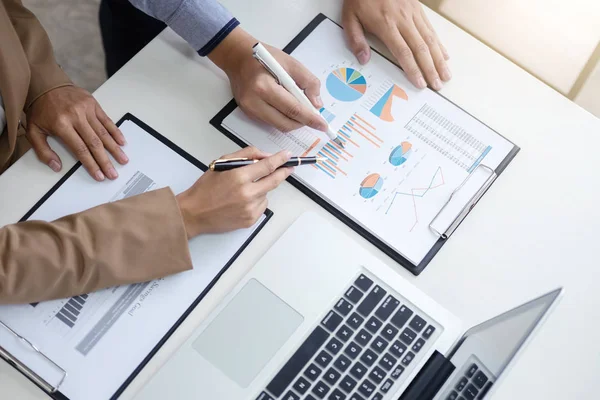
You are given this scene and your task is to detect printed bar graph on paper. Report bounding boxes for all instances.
[340,114,382,148]
[405,104,492,172]
[56,294,89,328]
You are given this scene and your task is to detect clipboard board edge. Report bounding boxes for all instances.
[210,12,520,277]
[4,113,273,400]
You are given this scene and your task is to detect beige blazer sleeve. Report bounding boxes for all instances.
[4,0,73,108]
[0,188,193,304]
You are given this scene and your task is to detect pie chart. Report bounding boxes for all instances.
[389,142,412,166]
[359,173,383,199]
[326,67,367,102]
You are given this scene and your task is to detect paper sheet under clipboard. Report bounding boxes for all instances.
[0,117,271,400]
[214,16,519,273]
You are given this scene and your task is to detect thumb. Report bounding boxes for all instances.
[343,14,371,64]
[26,124,62,172]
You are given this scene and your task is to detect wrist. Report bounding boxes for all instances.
[208,26,257,76]
[176,190,203,239]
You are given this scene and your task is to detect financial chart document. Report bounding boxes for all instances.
[0,120,266,400]
[222,18,516,266]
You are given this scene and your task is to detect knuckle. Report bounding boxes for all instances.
[253,79,269,96]
[398,46,413,61]
[423,34,436,46]
[96,126,109,138]
[285,103,302,120]
[88,135,103,150]
[240,186,254,201]
[398,9,411,21]
[415,41,430,55]
[56,115,71,130]
[233,172,247,186]
[74,143,90,157]
[309,76,321,89]
[407,66,422,77]
[277,123,294,133]
[383,15,397,29]
[266,159,278,174]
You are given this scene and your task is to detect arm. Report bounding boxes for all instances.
[5,0,129,181]
[0,147,293,305]
[128,0,239,56]
[0,188,192,304]
[128,0,329,134]
[3,0,72,108]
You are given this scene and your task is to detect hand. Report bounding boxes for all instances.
[342,0,451,91]
[208,27,329,133]
[176,147,293,238]
[26,86,128,181]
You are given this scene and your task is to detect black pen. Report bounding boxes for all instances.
[209,156,326,171]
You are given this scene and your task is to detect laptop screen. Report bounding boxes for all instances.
[450,288,562,377]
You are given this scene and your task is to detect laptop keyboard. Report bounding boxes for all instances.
[256,273,441,400]
[445,358,494,400]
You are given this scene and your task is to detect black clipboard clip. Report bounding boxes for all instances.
[429,164,497,240]
[0,320,67,394]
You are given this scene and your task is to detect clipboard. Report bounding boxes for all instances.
[210,13,519,275]
[0,114,273,399]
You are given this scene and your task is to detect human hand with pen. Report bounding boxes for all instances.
[208,27,330,135]
[175,147,293,238]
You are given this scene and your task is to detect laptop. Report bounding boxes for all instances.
[134,212,561,400]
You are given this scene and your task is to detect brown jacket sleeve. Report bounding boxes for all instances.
[4,0,73,109]
[0,188,193,304]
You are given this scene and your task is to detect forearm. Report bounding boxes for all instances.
[128,0,239,56]
[0,188,192,304]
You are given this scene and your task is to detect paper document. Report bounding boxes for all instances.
[221,18,516,265]
[0,119,267,400]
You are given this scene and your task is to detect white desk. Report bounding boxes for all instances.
[1,1,599,399]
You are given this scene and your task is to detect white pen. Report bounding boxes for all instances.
[252,43,345,148]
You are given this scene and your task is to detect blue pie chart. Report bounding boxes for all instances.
[389,142,412,166]
[359,173,383,199]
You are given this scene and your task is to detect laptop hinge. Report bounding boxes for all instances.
[398,350,455,400]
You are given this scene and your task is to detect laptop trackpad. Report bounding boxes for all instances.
[192,279,303,388]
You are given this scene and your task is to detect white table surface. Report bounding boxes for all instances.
[2,1,599,399]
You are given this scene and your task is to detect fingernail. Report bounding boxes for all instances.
[95,170,105,181]
[107,167,118,179]
[417,77,427,89]
[120,149,129,163]
[48,160,61,172]
[286,151,292,158]
[316,96,324,107]
[441,67,452,81]
[357,50,369,64]
[432,78,443,91]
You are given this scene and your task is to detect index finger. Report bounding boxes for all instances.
[220,146,270,161]
[244,150,292,181]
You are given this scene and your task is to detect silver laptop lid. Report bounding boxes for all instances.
[448,288,562,377]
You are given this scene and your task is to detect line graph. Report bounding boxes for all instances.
[385,167,445,232]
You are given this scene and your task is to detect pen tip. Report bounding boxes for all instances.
[333,137,345,149]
